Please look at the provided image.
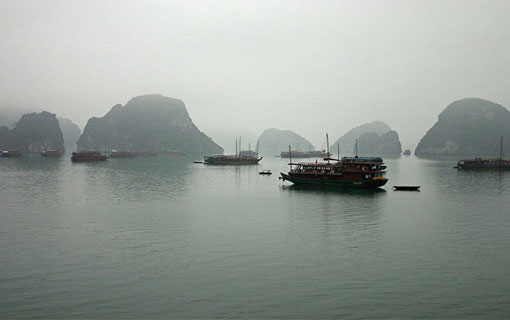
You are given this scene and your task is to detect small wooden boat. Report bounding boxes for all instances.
[259,169,272,175]
[1,150,21,157]
[110,151,136,158]
[193,161,203,164]
[71,151,108,163]
[41,150,61,157]
[165,150,186,156]
[393,185,420,191]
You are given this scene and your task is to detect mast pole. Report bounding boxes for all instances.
[239,137,242,157]
[355,138,358,158]
[289,145,292,171]
[326,133,330,164]
[337,143,340,162]
[501,136,503,159]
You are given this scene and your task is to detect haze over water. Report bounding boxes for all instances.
[1,156,509,318]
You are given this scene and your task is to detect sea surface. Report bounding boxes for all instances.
[1,155,509,318]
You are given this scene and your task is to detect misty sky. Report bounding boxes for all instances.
[1,0,510,150]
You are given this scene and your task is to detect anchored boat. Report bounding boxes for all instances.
[204,137,262,165]
[41,150,61,157]
[71,151,108,163]
[1,150,21,158]
[279,136,388,189]
[456,136,510,169]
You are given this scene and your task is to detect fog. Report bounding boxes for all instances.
[1,0,510,150]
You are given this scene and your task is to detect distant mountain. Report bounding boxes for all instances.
[0,111,64,152]
[415,98,510,156]
[58,118,81,153]
[331,121,401,156]
[77,94,223,155]
[258,128,315,156]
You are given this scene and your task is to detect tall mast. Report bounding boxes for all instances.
[289,145,292,171]
[500,136,504,159]
[235,138,238,156]
[326,133,330,164]
[239,137,242,157]
[337,143,340,161]
[355,138,358,158]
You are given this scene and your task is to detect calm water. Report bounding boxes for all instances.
[1,155,509,318]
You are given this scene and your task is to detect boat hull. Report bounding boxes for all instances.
[204,157,262,165]
[280,172,387,189]
[71,157,108,163]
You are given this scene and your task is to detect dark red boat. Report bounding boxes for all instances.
[280,137,388,189]
[71,151,108,163]
[456,137,510,169]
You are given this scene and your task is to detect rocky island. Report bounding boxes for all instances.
[415,98,510,156]
[0,111,64,153]
[257,128,315,156]
[331,121,402,156]
[77,94,223,155]
[58,118,81,153]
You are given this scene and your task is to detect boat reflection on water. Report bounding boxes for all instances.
[280,183,386,196]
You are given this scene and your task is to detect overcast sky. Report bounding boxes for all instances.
[1,0,510,149]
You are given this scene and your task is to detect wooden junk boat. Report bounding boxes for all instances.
[1,150,21,157]
[455,137,510,169]
[71,151,108,163]
[204,154,262,165]
[110,150,136,158]
[41,150,61,157]
[279,136,388,189]
[204,137,262,165]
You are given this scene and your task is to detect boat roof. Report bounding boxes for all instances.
[291,158,385,166]
[342,156,383,162]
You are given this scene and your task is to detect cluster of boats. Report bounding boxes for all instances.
[3,136,510,190]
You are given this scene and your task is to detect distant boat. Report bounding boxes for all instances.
[193,161,203,164]
[403,149,411,156]
[71,151,108,163]
[259,169,272,175]
[165,150,186,156]
[204,155,262,165]
[41,150,61,157]
[204,137,262,165]
[456,136,510,169]
[110,151,136,158]
[1,150,21,158]
[135,151,158,157]
[393,186,420,191]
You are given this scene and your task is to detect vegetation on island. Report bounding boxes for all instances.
[0,111,64,152]
[415,98,510,156]
[77,94,223,155]
[331,121,402,156]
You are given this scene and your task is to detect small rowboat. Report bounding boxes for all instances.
[259,169,272,175]
[393,186,420,191]
[193,161,203,164]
